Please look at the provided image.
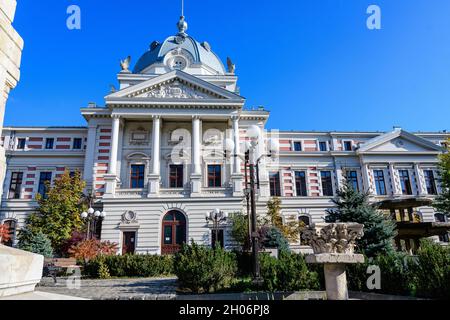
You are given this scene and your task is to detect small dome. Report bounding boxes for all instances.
[133,17,226,75]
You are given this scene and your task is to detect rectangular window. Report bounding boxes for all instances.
[130,165,145,189]
[346,171,359,192]
[270,172,281,197]
[295,171,307,197]
[374,170,387,195]
[343,141,353,151]
[38,172,52,198]
[321,171,333,196]
[45,138,54,150]
[8,172,23,199]
[319,141,328,152]
[399,170,412,195]
[424,170,437,195]
[73,138,82,150]
[207,165,222,188]
[17,138,26,150]
[169,165,184,188]
[293,141,302,152]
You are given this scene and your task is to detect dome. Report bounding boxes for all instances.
[133,16,226,75]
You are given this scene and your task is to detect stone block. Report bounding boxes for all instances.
[0,245,44,297]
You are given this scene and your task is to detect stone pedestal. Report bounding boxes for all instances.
[147,174,161,196]
[302,223,365,301]
[104,174,120,196]
[190,173,202,197]
[0,245,44,298]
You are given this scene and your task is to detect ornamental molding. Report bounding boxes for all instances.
[301,223,364,254]
[144,80,213,100]
[121,211,138,224]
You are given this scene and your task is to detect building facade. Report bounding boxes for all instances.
[1,16,449,254]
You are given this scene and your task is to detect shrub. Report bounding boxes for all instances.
[174,241,237,293]
[17,229,54,258]
[68,239,118,265]
[410,240,450,299]
[259,251,320,292]
[84,254,174,278]
[259,226,289,252]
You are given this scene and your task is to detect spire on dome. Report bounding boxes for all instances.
[177,0,188,37]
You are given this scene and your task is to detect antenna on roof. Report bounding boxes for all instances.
[181,0,184,17]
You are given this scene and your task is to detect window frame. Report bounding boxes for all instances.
[130,164,145,189]
[45,138,55,150]
[399,170,412,195]
[8,172,23,199]
[17,138,26,150]
[343,140,353,151]
[38,172,52,198]
[374,170,387,195]
[346,170,359,192]
[295,171,308,197]
[169,164,184,189]
[319,141,328,152]
[269,172,281,197]
[293,141,302,152]
[423,170,437,195]
[320,171,334,196]
[72,138,83,150]
[207,164,222,188]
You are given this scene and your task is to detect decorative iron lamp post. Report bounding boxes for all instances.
[206,208,228,249]
[227,125,279,285]
[80,194,106,240]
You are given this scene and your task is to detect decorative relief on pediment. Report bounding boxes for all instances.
[145,81,212,99]
[121,211,138,224]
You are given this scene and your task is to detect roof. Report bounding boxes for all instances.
[133,17,226,75]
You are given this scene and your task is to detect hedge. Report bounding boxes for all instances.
[84,254,174,278]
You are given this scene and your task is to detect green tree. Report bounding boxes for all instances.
[265,197,302,242]
[229,212,251,250]
[434,138,450,216]
[26,170,86,252]
[326,180,397,257]
[17,228,54,257]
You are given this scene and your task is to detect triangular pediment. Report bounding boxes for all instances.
[357,129,444,154]
[105,70,244,102]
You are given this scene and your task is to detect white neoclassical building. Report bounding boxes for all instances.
[1,16,449,254]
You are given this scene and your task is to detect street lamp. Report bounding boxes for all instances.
[243,125,279,285]
[80,194,106,240]
[206,208,228,249]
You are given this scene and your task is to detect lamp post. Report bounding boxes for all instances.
[226,125,279,285]
[80,194,106,240]
[206,208,228,249]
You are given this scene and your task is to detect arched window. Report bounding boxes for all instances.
[299,215,311,246]
[161,211,187,255]
[1,220,16,247]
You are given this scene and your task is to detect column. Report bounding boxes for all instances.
[232,117,241,174]
[104,115,121,196]
[109,116,120,175]
[83,123,98,191]
[335,161,344,191]
[414,163,425,196]
[148,116,161,196]
[231,116,243,196]
[389,163,401,196]
[192,116,201,174]
[190,116,202,196]
[361,163,374,195]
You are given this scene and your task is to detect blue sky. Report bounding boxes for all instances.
[5,0,450,132]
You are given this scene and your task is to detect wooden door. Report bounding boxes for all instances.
[122,232,136,255]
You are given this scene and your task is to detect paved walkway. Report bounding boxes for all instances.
[36,277,178,300]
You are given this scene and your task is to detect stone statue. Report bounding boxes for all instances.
[110,85,117,93]
[120,56,131,72]
[227,57,236,74]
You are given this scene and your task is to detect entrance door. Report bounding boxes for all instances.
[122,231,136,255]
[161,211,186,255]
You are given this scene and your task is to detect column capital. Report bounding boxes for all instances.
[111,114,121,120]
[152,115,161,120]
[192,115,201,121]
[231,115,240,122]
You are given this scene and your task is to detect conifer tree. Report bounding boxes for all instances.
[326,180,397,257]
[434,139,450,216]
